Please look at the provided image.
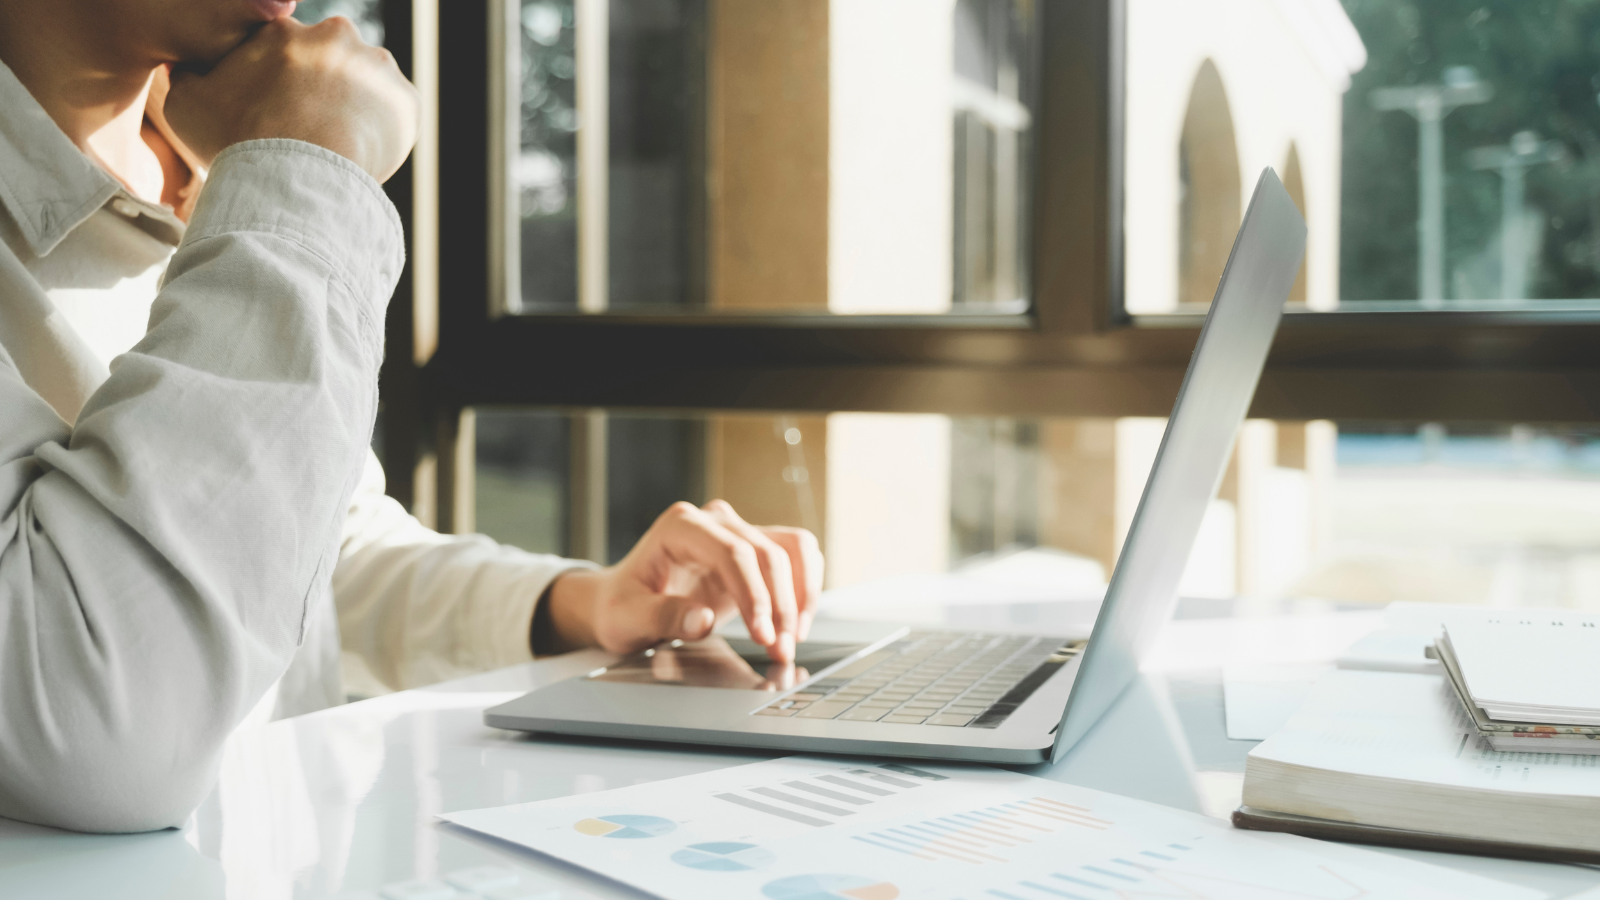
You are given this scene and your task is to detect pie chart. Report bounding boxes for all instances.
[761,873,899,900]
[572,814,677,839]
[670,841,776,871]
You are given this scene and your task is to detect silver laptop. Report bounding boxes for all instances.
[486,169,1306,765]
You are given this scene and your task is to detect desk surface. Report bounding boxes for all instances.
[3,611,1599,900]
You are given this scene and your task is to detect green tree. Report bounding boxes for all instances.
[1340,0,1600,301]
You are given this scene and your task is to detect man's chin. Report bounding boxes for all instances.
[172,14,276,74]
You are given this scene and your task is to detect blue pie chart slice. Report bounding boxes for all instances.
[671,841,777,871]
[572,814,676,839]
[762,873,900,900]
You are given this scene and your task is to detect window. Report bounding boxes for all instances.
[498,0,1037,315]
[368,0,1600,615]
[470,410,1600,615]
[1126,0,1600,315]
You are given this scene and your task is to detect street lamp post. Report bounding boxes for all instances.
[1467,131,1565,301]
[1371,67,1493,307]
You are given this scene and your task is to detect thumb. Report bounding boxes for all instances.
[656,596,717,642]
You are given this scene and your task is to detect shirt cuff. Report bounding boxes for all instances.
[184,139,405,327]
[490,559,603,665]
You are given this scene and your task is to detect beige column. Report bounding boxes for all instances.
[705,416,828,541]
[1038,420,1120,577]
[701,1,832,551]
[706,0,830,310]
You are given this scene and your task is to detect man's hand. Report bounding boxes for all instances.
[544,501,825,663]
[164,17,418,182]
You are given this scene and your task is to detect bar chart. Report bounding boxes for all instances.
[711,762,949,827]
[854,796,1113,864]
[443,756,1538,900]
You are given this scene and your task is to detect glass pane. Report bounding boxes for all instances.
[517,0,579,309]
[475,409,1600,623]
[1312,421,1600,609]
[507,0,1036,315]
[470,410,1261,610]
[1125,0,1600,315]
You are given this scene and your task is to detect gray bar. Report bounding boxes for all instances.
[714,793,830,827]
[751,786,854,816]
[879,763,948,782]
[787,781,873,805]
[817,774,894,796]
[851,768,920,789]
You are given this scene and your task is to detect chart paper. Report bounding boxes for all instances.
[441,756,1537,900]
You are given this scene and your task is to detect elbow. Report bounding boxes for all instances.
[0,738,220,834]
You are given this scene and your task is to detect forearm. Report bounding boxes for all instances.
[0,141,399,832]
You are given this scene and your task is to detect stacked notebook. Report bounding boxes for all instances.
[1236,668,1600,862]
[1433,617,1600,754]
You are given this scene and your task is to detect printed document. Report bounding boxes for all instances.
[441,756,1539,900]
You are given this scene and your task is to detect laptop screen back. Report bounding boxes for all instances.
[1051,169,1307,762]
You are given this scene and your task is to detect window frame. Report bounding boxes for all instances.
[380,0,1600,522]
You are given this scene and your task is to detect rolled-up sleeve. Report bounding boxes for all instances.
[0,140,401,833]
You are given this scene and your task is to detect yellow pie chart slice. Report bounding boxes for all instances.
[574,818,625,837]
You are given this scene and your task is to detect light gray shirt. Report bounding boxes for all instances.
[0,61,584,833]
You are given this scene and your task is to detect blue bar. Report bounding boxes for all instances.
[1112,858,1156,872]
[1051,873,1108,891]
[1139,851,1175,861]
[852,835,919,857]
[868,831,930,853]
[1084,866,1139,883]
[1021,880,1092,900]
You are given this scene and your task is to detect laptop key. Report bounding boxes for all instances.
[756,706,798,717]
[882,714,927,724]
[794,701,856,719]
[838,707,890,722]
[926,713,974,727]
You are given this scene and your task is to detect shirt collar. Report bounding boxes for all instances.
[0,58,125,257]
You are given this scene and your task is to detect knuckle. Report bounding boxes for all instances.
[757,540,790,571]
[664,501,698,522]
[728,541,758,568]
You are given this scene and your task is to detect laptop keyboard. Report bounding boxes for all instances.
[754,632,1082,728]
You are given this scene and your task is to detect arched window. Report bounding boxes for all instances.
[1281,142,1308,306]
[1177,59,1241,307]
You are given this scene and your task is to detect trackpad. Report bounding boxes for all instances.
[588,636,870,691]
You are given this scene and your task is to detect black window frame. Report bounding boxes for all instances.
[378,0,1600,520]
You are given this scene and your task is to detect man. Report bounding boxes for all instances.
[0,0,822,834]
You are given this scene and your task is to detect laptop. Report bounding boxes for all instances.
[486,168,1307,765]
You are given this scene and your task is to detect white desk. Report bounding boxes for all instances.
[3,611,1598,900]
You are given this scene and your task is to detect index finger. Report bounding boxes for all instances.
[761,526,823,640]
[655,503,777,647]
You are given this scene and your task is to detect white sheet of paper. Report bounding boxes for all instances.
[440,756,1542,900]
[1335,630,1440,674]
[1446,616,1600,716]
[1223,664,1332,740]
[1252,669,1600,799]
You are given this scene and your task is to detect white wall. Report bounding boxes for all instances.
[1125,0,1361,313]
[829,0,954,313]
[825,413,952,587]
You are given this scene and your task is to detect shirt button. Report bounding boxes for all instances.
[110,197,142,219]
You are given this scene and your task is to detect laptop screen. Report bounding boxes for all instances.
[1051,169,1307,762]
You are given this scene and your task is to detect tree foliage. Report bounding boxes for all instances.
[1340,0,1600,300]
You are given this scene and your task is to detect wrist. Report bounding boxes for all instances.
[541,568,604,654]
